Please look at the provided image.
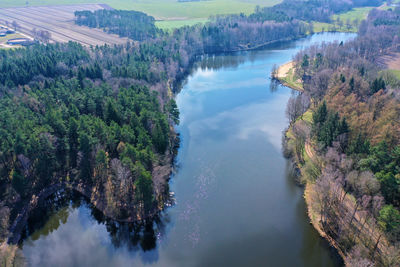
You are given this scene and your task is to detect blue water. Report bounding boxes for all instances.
[22,32,356,267]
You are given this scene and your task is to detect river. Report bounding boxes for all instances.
[20,32,356,267]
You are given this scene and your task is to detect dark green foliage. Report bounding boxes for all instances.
[347,133,370,155]
[105,100,121,125]
[0,43,170,203]
[0,42,90,87]
[312,102,349,149]
[134,162,154,214]
[349,76,354,91]
[358,141,400,206]
[249,8,289,22]
[340,74,346,83]
[34,135,57,189]
[11,170,28,199]
[249,0,383,23]
[75,10,161,41]
[370,77,385,94]
[68,118,79,168]
[378,205,400,241]
[376,172,399,206]
[165,99,180,125]
[301,54,310,69]
[79,132,92,180]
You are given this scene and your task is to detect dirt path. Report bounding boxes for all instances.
[305,140,315,160]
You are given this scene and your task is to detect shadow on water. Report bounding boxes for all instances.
[19,189,168,263]
[285,161,344,266]
[20,32,356,266]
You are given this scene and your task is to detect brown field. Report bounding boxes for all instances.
[0,4,128,46]
[378,52,400,70]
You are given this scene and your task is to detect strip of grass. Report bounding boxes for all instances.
[156,18,208,30]
[388,69,400,79]
[302,109,313,124]
[280,68,303,91]
[332,7,373,22]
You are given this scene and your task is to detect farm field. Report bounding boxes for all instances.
[0,4,129,46]
[313,2,392,33]
[0,0,282,29]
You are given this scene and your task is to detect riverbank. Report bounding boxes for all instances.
[277,60,395,266]
[272,61,303,92]
[276,62,348,262]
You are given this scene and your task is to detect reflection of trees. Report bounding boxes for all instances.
[23,190,168,257]
[86,193,169,255]
[195,54,246,70]
[22,191,70,242]
[269,78,280,92]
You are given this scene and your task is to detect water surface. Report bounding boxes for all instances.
[22,32,356,267]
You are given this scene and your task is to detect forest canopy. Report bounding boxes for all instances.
[75,9,161,41]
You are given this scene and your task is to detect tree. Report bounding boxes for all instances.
[376,171,399,205]
[11,170,28,198]
[152,121,168,153]
[11,21,19,31]
[105,100,120,125]
[56,137,68,170]
[68,118,79,168]
[165,99,180,124]
[378,205,400,241]
[286,93,310,124]
[79,132,92,181]
[134,162,154,216]
[34,134,56,189]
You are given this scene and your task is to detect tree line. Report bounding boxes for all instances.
[75,10,162,41]
[286,7,400,265]
[0,0,384,246]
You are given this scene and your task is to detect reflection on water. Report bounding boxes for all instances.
[21,33,356,267]
[22,192,170,266]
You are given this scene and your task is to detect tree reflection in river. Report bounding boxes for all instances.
[21,189,167,262]
[22,33,356,267]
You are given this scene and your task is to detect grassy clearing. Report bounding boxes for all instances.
[388,69,400,79]
[156,18,208,30]
[312,21,357,33]
[0,0,281,29]
[313,6,380,33]
[332,6,373,23]
[280,68,303,91]
[302,109,313,124]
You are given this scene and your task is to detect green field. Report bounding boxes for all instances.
[156,18,208,30]
[280,68,303,91]
[313,5,381,33]
[0,0,281,29]
[332,6,373,23]
[388,69,400,79]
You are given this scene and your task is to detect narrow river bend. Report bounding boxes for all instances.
[21,32,355,267]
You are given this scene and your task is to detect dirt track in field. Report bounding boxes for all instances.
[0,4,128,46]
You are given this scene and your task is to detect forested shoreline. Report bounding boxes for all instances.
[1,1,317,247]
[0,1,391,264]
[282,7,400,266]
